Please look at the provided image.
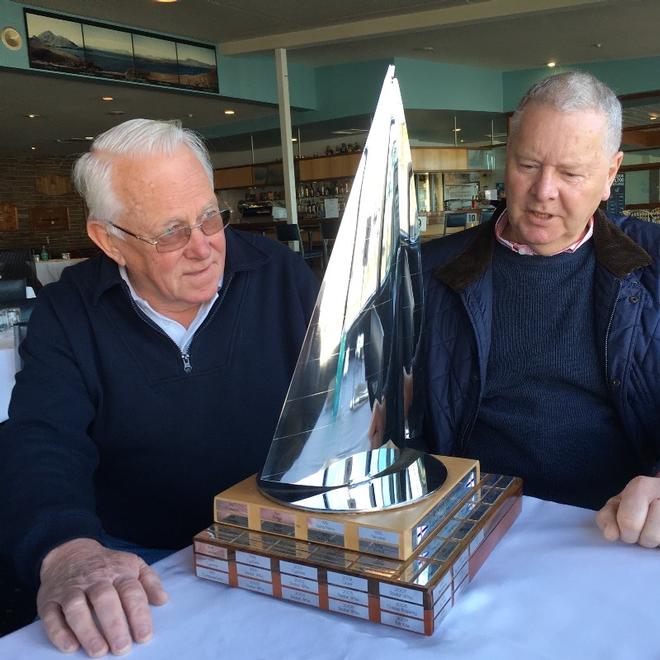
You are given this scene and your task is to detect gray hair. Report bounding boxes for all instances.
[73,119,214,229]
[509,71,622,156]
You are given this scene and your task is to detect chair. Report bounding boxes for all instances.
[444,212,468,235]
[320,219,339,264]
[480,207,495,224]
[0,249,40,291]
[275,223,325,269]
[0,279,36,323]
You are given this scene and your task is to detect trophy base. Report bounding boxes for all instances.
[195,472,523,636]
[214,455,479,561]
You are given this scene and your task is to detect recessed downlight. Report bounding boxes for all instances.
[26,113,40,119]
[224,109,235,116]
[101,96,114,101]
[547,61,557,68]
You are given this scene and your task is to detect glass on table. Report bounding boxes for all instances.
[0,308,21,332]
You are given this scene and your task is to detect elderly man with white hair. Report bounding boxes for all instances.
[0,119,318,656]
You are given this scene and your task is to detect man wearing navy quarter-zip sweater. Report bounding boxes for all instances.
[423,73,659,555]
[0,119,318,657]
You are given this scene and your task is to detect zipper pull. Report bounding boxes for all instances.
[181,353,192,373]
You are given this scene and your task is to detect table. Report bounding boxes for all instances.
[35,258,87,286]
[0,286,35,422]
[0,328,17,422]
[1,497,657,659]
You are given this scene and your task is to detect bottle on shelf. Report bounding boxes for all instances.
[40,236,50,261]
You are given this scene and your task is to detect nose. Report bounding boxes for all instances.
[530,167,558,201]
[184,223,212,259]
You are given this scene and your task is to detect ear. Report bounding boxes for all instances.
[87,220,127,267]
[601,151,624,201]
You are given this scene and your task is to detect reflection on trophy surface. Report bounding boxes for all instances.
[197,68,523,636]
[258,66,447,512]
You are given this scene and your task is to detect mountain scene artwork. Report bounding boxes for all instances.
[25,10,218,92]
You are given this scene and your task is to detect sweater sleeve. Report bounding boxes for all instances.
[0,290,103,588]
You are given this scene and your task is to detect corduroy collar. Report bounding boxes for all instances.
[435,205,652,293]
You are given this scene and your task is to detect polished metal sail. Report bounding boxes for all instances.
[258,66,446,512]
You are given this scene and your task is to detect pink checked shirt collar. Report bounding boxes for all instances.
[495,210,594,256]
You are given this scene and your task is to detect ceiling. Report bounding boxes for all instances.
[3,0,660,157]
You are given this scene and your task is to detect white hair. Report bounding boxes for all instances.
[73,119,214,233]
[510,71,622,157]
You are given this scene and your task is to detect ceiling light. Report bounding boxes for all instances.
[85,136,94,140]
[26,113,39,118]
[331,128,368,135]
[291,137,297,142]
[650,114,658,121]
[452,127,462,132]
[224,109,235,115]
[547,61,557,68]
[107,110,125,115]
[30,146,36,150]
[155,0,178,3]
[592,43,603,48]
[101,96,114,101]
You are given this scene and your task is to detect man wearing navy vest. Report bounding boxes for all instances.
[422,72,659,549]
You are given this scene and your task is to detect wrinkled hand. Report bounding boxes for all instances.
[37,538,168,657]
[595,475,660,548]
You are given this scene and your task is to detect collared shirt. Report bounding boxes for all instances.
[119,266,222,351]
[495,210,594,256]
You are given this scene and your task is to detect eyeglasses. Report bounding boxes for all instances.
[109,208,230,253]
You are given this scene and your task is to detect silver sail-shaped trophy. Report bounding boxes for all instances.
[258,66,447,512]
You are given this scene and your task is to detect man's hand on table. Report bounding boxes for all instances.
[596,475,660,548]
[37,538,168,657]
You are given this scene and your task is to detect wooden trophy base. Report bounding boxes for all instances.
[195,472,523,636]
[213,456,479,561]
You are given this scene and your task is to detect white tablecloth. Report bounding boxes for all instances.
[35,258,87,286]
[1,497,658,659]
[0,287,34,422]
[0,328,16,422]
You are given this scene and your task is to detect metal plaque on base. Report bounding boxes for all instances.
[215,456,478,560]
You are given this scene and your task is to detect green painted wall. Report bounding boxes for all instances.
[205,60,392,139]
[395,57,503,111]
[0,0,29,69]
[503,57,660,111]
[5,0,660,146]
[309,60,392,120]
[218,53,316,109]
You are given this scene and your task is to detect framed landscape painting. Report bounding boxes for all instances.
[26,12,84,75]
[177,42,218,92]
[25,10,218,94]
[83,24,134,79]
